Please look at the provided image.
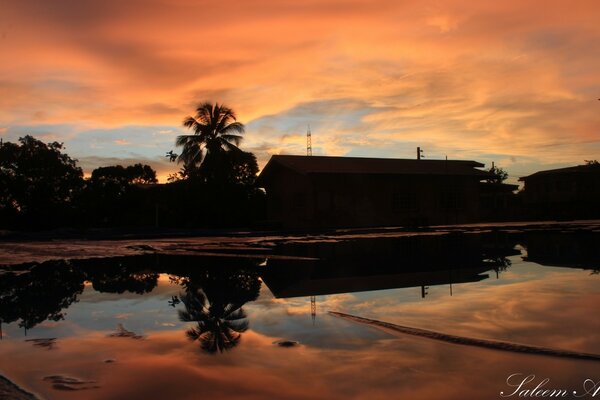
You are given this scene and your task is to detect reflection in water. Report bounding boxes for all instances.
[330,311,600,361]
[0,230,599,399]
[0,261,84,335]
[523,231,600,271]
[262,233,518,298]
[87,267,158,295]
[176,268,261,353]
[1,231,598,346]
[179,287,249,353]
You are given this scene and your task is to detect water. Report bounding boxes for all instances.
[1,230,599,399]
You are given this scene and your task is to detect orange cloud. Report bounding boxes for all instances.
[1,0,599,178]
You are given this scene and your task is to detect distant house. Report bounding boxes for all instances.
[256,155,492,229]
[519,164,600,219]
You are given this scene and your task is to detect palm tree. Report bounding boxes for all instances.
[176,102,245,171]
[178,286,249,354]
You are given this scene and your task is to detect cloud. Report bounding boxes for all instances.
[1,0,599,176]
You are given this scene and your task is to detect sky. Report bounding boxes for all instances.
[1,0,599,183]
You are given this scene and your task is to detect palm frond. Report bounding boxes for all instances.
[195,102,214,124]
[219,139,241,152]
[220,134,243,147]
[175,134,197,147]
[186,327,202,341]
[221,122,245,136]
[221,329,242,347]
[176,138,204,166]
[182,116,199,131]
[226,319,249,333]
[225,307,247,320]
[215,109,238,134]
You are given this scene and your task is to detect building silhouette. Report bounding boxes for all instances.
[257,155,493,229]
[519,163,600,220]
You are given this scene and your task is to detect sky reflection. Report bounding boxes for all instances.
[1,234,599,399]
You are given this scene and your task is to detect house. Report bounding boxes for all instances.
[256,155,492,229]
[519,163,600,219]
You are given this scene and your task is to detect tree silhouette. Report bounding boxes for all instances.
[0,136,84,228]
[176,268,260,354]
[86,267,158,294]
[176,102,245,180]
[90,163,157,187]
[486,164,509,184]
[0,261,85,333]
[178,286,249,353]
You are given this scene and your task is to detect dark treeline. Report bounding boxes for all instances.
[0,135,265,230]
[0,102,266,230]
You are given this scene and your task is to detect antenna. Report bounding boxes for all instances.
[307,125,312,156]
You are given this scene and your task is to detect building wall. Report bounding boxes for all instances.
[263,170,482,229]
[523,174,600,204]
[521,172,600,219]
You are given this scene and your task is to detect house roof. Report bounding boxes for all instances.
[519,164,600,181]
[258,155,490,184]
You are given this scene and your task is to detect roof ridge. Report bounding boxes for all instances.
[272,154,480,163]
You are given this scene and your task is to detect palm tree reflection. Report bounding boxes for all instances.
[179,286,249,353]
[177,269,260,354]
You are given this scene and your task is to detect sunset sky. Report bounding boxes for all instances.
[1,0,599,183]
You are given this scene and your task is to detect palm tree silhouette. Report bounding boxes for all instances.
[175,102,245,173]
[178,286,249,354]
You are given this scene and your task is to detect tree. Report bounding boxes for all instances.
[126,163,158,184]
[224,150,259,186]
[83,163,158,226]
[90,163,157,187]
[0,135,84,227]
[486,164,509,184]
[176,102,245,178]
[88,163,157,199]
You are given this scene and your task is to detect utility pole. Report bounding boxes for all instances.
[307,125,312,156]
[307,125,314,320]
[417,147,424,160]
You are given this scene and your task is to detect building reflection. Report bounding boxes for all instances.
[522,231,600,272]
[261,233,519,299]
